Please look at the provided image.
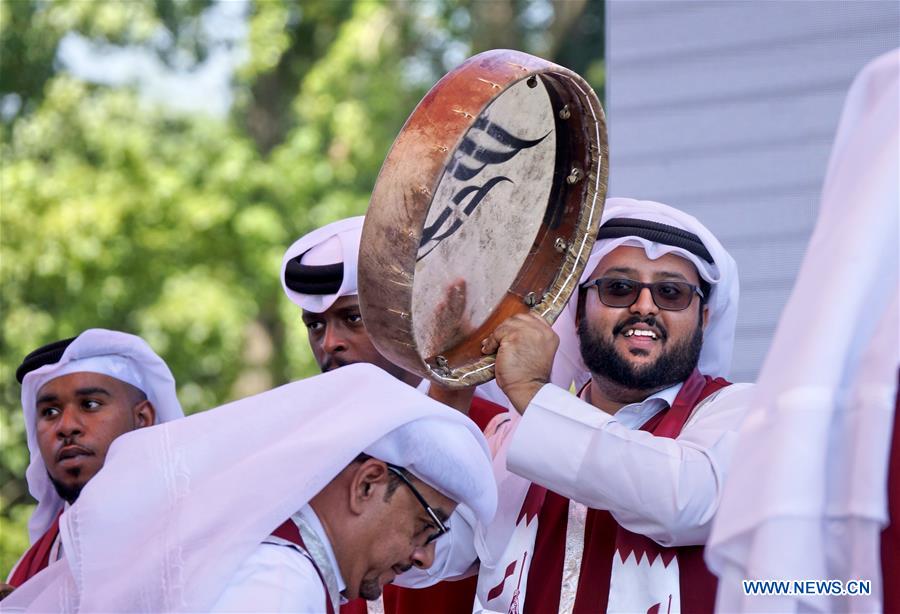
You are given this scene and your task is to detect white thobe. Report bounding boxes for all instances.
[211,506,344,612]
[210,503,479,612]
[508,381,755,545]
[473,379,755,613]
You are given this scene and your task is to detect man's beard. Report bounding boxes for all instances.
[578,315,703,393]
[358,576,383,601]
[49,473,83,504]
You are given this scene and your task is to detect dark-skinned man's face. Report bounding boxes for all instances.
[302,295,419,387]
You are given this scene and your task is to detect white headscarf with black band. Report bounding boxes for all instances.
[17,328,184,544]
[706,48,899,613]
[4,364,497,613]
[281,216,365,313]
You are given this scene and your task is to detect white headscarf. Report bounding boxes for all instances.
[551,197,740,390]
[19,328,184,543]
[4,364,497,612]
[280,216,365,313]
[706,48,899,613]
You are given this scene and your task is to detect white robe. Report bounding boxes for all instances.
[705,48,900,614]
[212,506,341,613]
[1,365,497,613]
[474,379,755,613]
[211,542,329,613]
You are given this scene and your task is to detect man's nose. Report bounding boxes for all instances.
[321,324,348,354]
[629,286,659,316]
[411,542,436,570]
[56,407,84,439]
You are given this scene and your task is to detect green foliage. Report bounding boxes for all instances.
[0,0,602,578]
[0,0,214,121]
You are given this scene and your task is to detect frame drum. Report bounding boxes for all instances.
[359,49,608,387]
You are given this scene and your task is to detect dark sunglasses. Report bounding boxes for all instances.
[386,464,449,545]
[582,277,704,311]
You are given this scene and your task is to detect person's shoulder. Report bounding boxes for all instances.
[211,542,325,612]
[710,381,754,395]
[696,381,755,412]
[683,380,755,428]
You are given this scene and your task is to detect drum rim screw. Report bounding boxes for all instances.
[435,355,449,369]
[526,76,538,88]
[554,237,567,253]
[558,104,571,120]
[524,292,537,307]
[566,167,583,185]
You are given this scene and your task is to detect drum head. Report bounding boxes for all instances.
[359,49,608,387]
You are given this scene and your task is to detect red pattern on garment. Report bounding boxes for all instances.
[8,511,62,587]
[487,560,519,602]
[514,370,729,614]
[340,599,368,614]
[615,530,679,568]
[516,484,548,525]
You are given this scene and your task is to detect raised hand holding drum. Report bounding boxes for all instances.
[359,49,608,387]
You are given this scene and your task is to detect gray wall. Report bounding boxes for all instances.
[606,0,899,382]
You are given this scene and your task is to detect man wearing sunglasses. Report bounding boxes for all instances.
[475,198,754,614]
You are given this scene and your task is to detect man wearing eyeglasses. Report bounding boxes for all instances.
[211,449,466,612]
[2,364,497,613]
[474,198,754,614]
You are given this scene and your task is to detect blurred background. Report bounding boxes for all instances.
[0,0,602,575]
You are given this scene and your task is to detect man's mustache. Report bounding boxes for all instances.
[612,316,668,341]
[322,357,352,372]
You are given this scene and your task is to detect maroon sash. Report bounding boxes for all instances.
[521,369,730,614]
[880,381,900,610]
[8,512,62,587]
[272,520,336,614]
[340,598,369,614]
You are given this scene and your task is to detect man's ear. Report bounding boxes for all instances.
[701,304,710,331]
[133,400,155,428]
[348,459,390,515]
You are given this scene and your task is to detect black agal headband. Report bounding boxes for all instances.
[16,337,76,384]
[283,252,344,296]
[597,218,714,264]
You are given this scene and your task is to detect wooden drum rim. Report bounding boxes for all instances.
[360,49,609,387]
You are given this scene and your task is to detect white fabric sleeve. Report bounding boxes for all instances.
[506,382,754,547]
[210,543,329,612]
[394,504,479,588]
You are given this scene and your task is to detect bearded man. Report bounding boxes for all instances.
[2,329,183,598]
[474,198,754,613]
[1,365,496,613]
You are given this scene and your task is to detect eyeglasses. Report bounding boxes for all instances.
[386,464,449,545]
[581,277,704,311]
